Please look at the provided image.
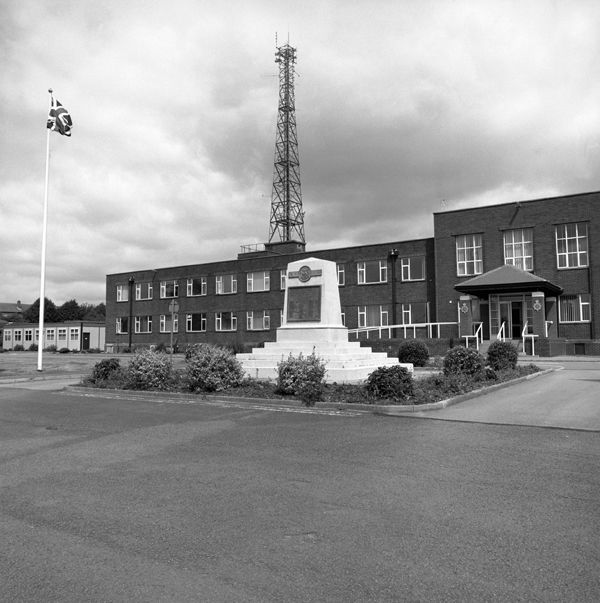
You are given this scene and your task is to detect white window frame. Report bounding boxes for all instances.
[24,329,33,342]
[186,313,207,332]
[556,223,589,269]
[247,310,270,331]
[187,277,207,296]
[70,328,79,341]
[280,270,287,290]
[216,274,237,295]
[135,282,153,300]
[337,264,345,286]
[400,257,425,282]
[358,305,389,328]
[215,311,237,331]
[134,315,152,333]
[357,260,388,284]
[247,271,270,293]
[160,280,179,298]
[456,234,483,276]
[58,328,67,341]
[4,331,11,342]
[46,328,55,341]
[160,314,179,333]
[503,228,533,271]
[116,284,129,302]
[559,294,591,323]
[116,317,128,334]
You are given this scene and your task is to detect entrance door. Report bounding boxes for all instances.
[511,304,523,339]
[499,302,511,339]
[82,332,90,351]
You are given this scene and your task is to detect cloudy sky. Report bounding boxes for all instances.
[2,0,599,305]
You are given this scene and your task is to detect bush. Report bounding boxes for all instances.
[91,358,122,382]
[185,344,244,392]
[487,340,519,371]
[365,365,414,402]
[58,347,70,354]
[154,342,167,353]
[397,340,429,367]
[28,343,38,352]
[276,353,327,406]
[13,344,24,351]
[126,350,173,390]
[45,345,57,352]
[443,346,485,377]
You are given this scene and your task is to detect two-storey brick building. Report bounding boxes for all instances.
[105,191,598,356]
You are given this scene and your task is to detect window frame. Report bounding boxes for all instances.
[215,311,237,332]
[135,282,153,300]
[247,271,270,293]
[116,317,128,334]
[555,222,589,269]
[186,312,207,332]
[559,293,591,323]
[187,277,207,297]
[160,280,179,299]
[358,305,389,328]
[134,315,153,333]
[215,274,237,295]
[357,260,388,285]
[456,234,483,276]
[160,313,179,333]
[116,284,129,302]
[247,310,271,331]
[400,256,425,282]
[503,228,534,271]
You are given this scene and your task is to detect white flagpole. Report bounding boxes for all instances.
[37,89,53,372]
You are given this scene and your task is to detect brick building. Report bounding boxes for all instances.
[105,191,598,356]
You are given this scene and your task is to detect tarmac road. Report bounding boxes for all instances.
[0,380,599,602]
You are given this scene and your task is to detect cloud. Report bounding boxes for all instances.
[1,0,600,305]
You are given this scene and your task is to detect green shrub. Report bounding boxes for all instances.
[45,345,57,352]
[91,358,122,382]
[154,342,167,353]
[28,343,38,352]
[13,344,25,351]
[365,365,414,402]
[58,347,70,354]
[126,350,173,390]
[185,344,244,392]
[487,340,519,371]
[276,353,327,406]
[443,346,485,376]
[397,340,429,367]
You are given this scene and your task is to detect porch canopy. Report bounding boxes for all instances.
[455,264,563,296]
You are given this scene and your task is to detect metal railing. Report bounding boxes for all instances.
[521,321,539,356]
[496,321,506,342]
[348,321,458,340]
[463,322,483,350]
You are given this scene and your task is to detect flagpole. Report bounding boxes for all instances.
[37,89,53,372]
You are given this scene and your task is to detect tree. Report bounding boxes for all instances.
[80,302,106,321]
[23,298,61,323]
[58,299,84,321]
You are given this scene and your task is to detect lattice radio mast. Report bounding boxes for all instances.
[268,41,305,245]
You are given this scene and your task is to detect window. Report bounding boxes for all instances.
[24,329,33,342]
[504,228,533,271]
[280,270,287,290]
[70,328,79,341]
[215,311,237,331]
[58,328,67,341]
[187,277,207,296]
[556,223,588,269]
[116,284,129,302]
[337,264,345,286]
[116,317,128,334]
[401,257,425,281]
[247,271,270,293]
[357,260,388,284]
[247,310,270,331]
[46,329,55,341]
[4,330,11,342]
[35,329,40,342]
[456,234,483,276]
[135,282,153,300]
[186,313,206,332]
[160,280,179,298]
[14,330,22,342]
[160,314,179,333]
[135,316,152,333]
[216,274,237,295]
[340,311,346,326]
[559,294,591,323]
[358,305,389,328]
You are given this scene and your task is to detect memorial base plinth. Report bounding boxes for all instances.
[237,326,412,384]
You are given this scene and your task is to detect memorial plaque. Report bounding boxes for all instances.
[287,286,321,322]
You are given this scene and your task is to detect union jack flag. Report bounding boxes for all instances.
[47,97,73,136]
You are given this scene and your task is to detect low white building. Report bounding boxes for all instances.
[2,321,105,352]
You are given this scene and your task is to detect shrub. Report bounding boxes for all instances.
[154,342,167,353]
[45,345,57,352]
[185,344,244,392]
[58,347,70,354]
[91,358,122,382]
[13,344,24,351]
[28,343,38,352]
[397,340,429,367]
[126,350,173,390]
[487,340,519,371]
[365,365,414,402]
[276,353,327,406]
[443,346,485,377]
